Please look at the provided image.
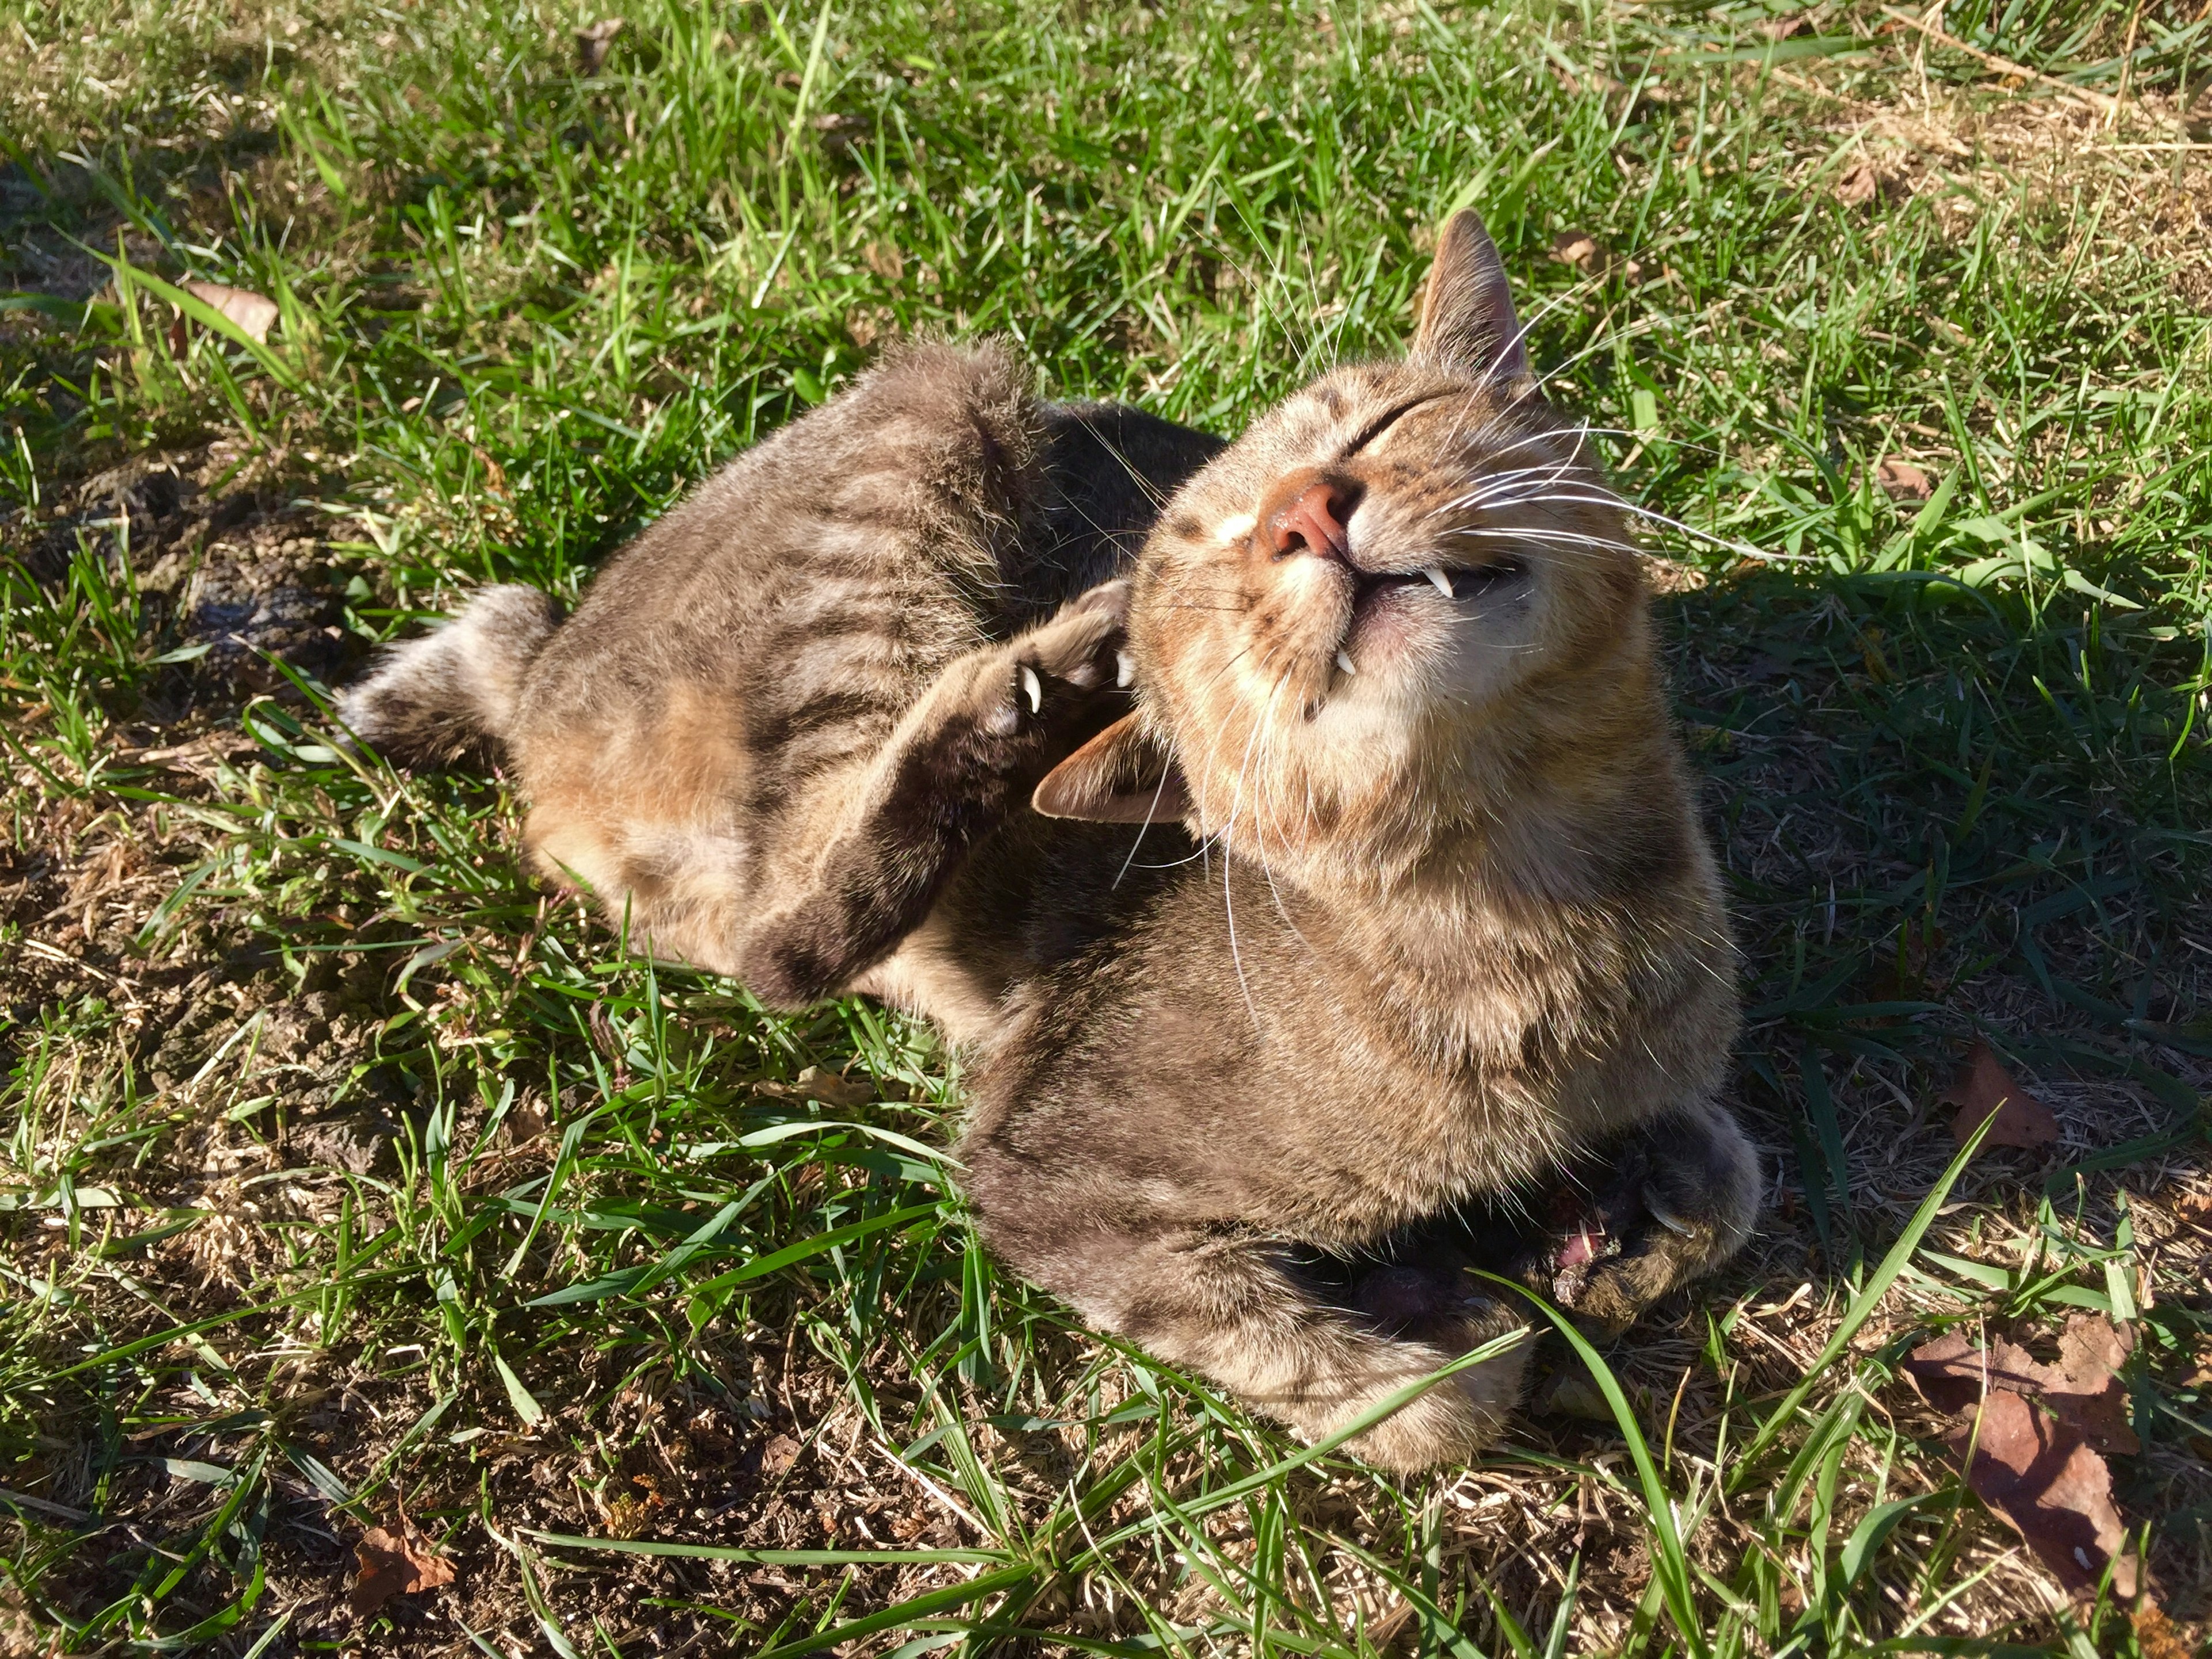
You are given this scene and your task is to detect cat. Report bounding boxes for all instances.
[343,209,1759,1470]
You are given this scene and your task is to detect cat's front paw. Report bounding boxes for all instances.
[983,581,1134,742]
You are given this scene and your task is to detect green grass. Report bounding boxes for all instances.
[2,0,2210,1652]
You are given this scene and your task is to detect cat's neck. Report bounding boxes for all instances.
[1270,673,1699,986]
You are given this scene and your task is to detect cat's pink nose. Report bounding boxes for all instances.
[1259,474,1351,561]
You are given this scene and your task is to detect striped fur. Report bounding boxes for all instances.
[348,213,1758,1471]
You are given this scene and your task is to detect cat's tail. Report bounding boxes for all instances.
[340,585,563,767]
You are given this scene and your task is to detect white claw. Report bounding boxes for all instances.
[1116,649,1135,689]
[1424,566,1455,598]
[1642,1184,1698,1237]
[1020,665,1042,714]
[1335,649,1358,677]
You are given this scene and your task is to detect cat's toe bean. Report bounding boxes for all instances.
[983,687,1023,738]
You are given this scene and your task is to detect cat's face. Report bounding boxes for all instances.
[1103,213,1650,877]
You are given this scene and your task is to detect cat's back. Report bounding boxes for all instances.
[491,340,1219,979]
[518,342,1051,737]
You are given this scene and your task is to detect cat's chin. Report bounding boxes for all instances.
[1340,579,1431,665]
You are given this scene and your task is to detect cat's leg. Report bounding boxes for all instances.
[738,582,1132,1005]
[1539,1098,1761,1339]
[1016,1219,1532,1472]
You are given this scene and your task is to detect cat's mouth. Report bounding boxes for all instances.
[1335,558,1528,671]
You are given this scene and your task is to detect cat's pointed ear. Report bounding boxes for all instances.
[1032,715,1191,824]
[1412,209,1531,385]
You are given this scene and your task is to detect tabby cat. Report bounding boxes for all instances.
[344,210,1758,1469]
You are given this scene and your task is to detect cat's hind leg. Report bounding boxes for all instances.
[988,1214,1532,1473]
[1530,1098,1762,1339]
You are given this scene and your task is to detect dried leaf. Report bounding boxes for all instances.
[166,282,279,358]
[1943,1041,2058,1152]
[1948,1389,2137,1599]
[863,240,906,282]
[1550,232,1608,276]
[1904,1319,2139,1455]
[757,1433,801,1478]
[1876,457,1933,501]
[2131,1601,2193,1659]
[1903,1332,2047,1414]
[575,17,624,75]
[2165,1187,2212,1228]
[1834,159,1882,206]
[351,1526,456,1618]
[2052,1312,2139,1455]
[502,1094,548,1147]
[792,1065,872,1108]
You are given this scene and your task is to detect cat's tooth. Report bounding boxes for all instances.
[1423,566,1455,598]
[1020,665,1043,714]
[1116,649,1135,689]
[1335,649,1358,677]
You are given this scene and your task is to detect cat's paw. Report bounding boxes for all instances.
[983,581,1134,740]
[1529,1121,1759,1339]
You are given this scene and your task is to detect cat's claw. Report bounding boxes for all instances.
[1021,665,1043,714]
[1641,1185,1698,1238]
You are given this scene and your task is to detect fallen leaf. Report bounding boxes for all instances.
[2051,1312,2139,1455]
[1876,457,1933,501]
[758,1433,801,1478]
[1834,159,1882,206]
[1949,1389,2137,1599]
[575,17,624,75]
[863,240,906,282]
[1943,1041,2058,1152]
[2130,1603,2192,1659]
[165,282,279,359]
[1903,1323,2138,1455]
[1903,1331,2046,1414]
[1637,552,1707,594]
[1762,12,1815,39]
[792,1065,872,1108]
[351,1526,456,1618]
[502,1094,548,1147]
[1550,232,1609,276]
[2165,1187,2212,1228]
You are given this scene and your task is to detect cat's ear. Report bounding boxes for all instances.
[1412,209,1531,385]
[1032,715,1191,824]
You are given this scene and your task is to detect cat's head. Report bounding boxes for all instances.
[1037,210,1660,885]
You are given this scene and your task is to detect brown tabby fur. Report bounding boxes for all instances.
[344,211,1758,1470]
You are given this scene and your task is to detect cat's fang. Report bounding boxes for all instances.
[1020,665,1043,714]
[1335,649,1358,677]
[1423,566,1454,597]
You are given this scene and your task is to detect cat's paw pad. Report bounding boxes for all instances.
[1555,1181,1728,1338]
